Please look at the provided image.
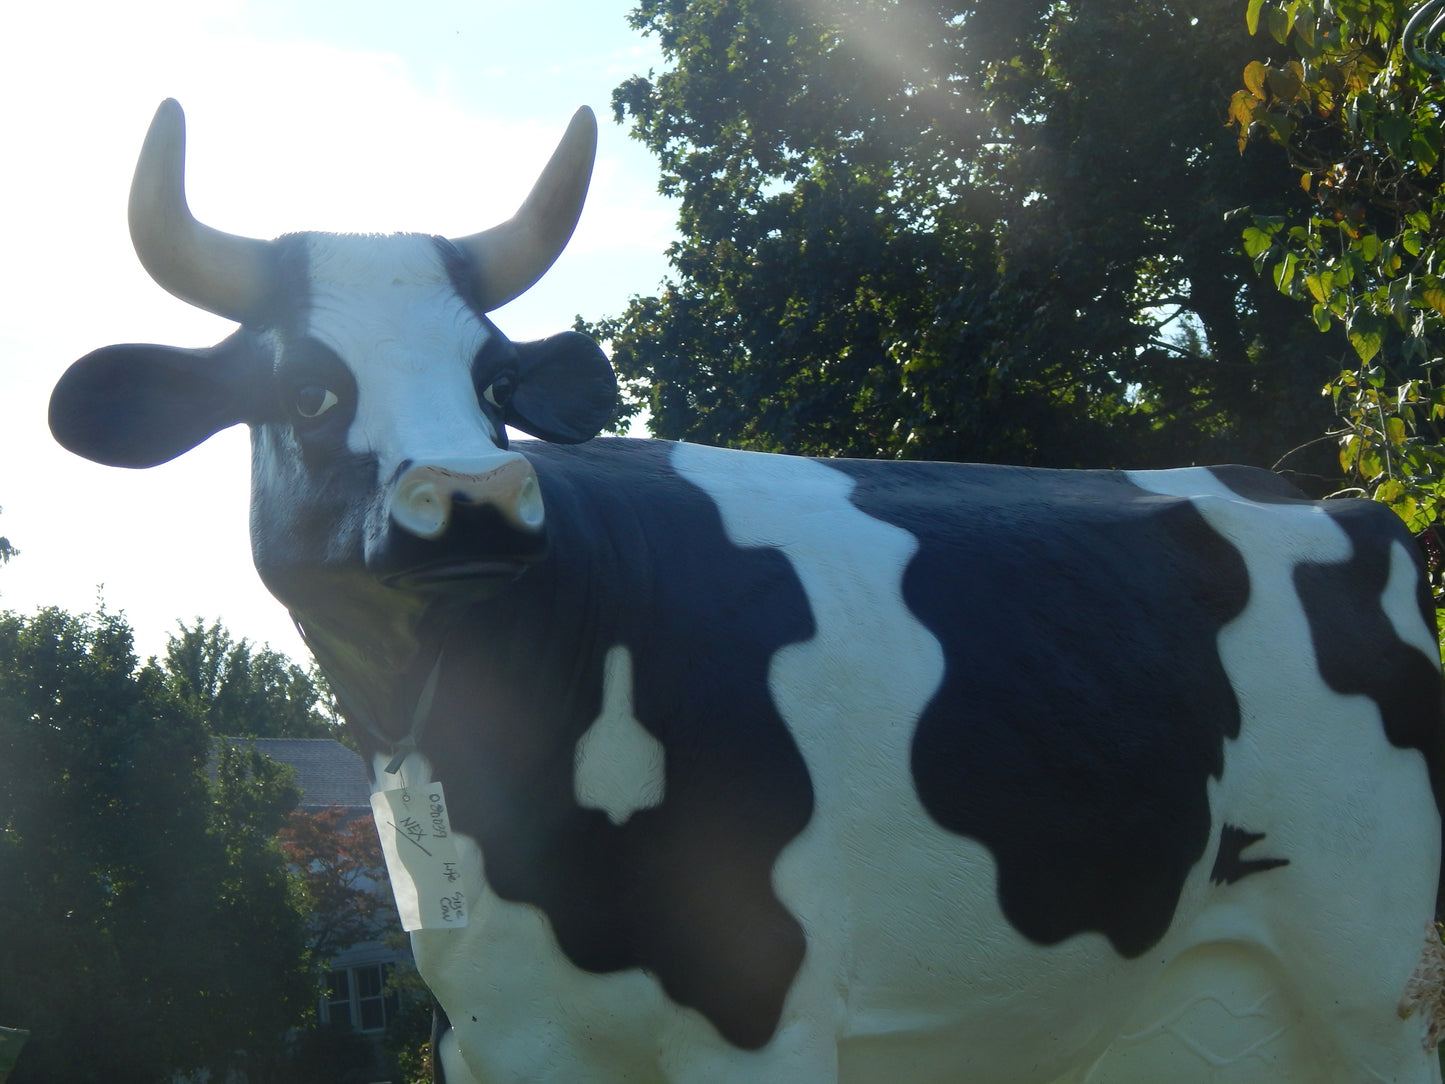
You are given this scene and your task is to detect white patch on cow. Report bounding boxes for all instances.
[671,444,1146,1081]
[573,644,665,824]
[435,1028,479,1084]
[1112,467,1443,1083]
[1385,539,1442,666]
[303,234,502,482]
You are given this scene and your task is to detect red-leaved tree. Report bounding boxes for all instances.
[278,805,395,961]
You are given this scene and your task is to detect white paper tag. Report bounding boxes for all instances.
[370,781,468,931]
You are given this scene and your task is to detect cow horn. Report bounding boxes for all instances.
[129,99,272,324]
[451,106,597,312]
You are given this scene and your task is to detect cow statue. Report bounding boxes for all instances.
[49,99,1445,1083]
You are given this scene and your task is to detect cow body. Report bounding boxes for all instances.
[341,442,1444,1084]
[49,100,1445,1083]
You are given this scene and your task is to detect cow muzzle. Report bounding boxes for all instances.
[376,454,547,594]
[392,455,544,539]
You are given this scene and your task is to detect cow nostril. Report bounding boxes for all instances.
[517,474,543,530]
[395,478,449,539]
[391,457,545,540]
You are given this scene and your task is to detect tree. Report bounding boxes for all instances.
[593,0,1335,477]
[165,618,344,742]
[0,606,312,1083]
[0,507,16,569]
[1228,0,1445,538]
[278,806,431,1083]
[383,952,440,1084]
[278,804,394,964]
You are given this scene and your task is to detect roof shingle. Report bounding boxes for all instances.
[225,737,371,812]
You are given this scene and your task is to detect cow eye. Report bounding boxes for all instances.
[294,385,339,420]
[483,373,515,410]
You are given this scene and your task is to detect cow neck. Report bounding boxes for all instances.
[512,441,659,661]
[429,439,815,1049]
[422,445,654,817]
[357,605,460,778]
[290,594,463,765]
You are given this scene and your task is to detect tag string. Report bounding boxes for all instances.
[384,651,444,776]
[291,613,449,777]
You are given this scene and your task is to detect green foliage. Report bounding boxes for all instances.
[382,949,439,1084]
[592,0,1336,475]
[166,618,346,744]
[0,606,312,1083]
[280,1022,378,1083]
[1230,0,1445,541]
[0,507,16,569]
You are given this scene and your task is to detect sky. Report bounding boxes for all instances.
[0,0,676,662]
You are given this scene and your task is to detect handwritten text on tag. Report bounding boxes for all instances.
[370,782,467,931]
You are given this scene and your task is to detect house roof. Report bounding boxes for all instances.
[225,737,372,812]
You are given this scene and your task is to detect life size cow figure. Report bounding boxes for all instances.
[49,100,1445,1083]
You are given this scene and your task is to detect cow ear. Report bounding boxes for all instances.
[50,333,258,468]
[507,331,617,444]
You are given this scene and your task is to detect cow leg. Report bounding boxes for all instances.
[1084,730,1442,1083]
[654,1019,839,1084]
[1085,933,1442,1083]
[430,1005,459,1084]
[410,828,845,1083]
[1102,470,1444,1083]
[1085,741,1443,1083]
[1083,941,1368,1082]
[1268,907,1444,1084]
[435,1026,480,1084]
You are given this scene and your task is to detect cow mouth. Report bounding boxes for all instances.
[384,559,533,594]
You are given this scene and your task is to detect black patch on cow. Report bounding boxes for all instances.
[1204,464,1312,504]
[828,461,1251,957]
[1211,824,1289,886]
[262,234,315,338]
[433,235,490,320]
[1292,506,1445,818]
[372,440,816,1050]
[1208,466,1445,833]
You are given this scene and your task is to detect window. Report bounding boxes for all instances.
[324,970,353,1029]
[320,964,400,1032]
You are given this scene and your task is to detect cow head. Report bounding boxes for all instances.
[49,100,616,678]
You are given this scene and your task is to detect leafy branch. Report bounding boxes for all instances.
[1231,0,1445,568]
